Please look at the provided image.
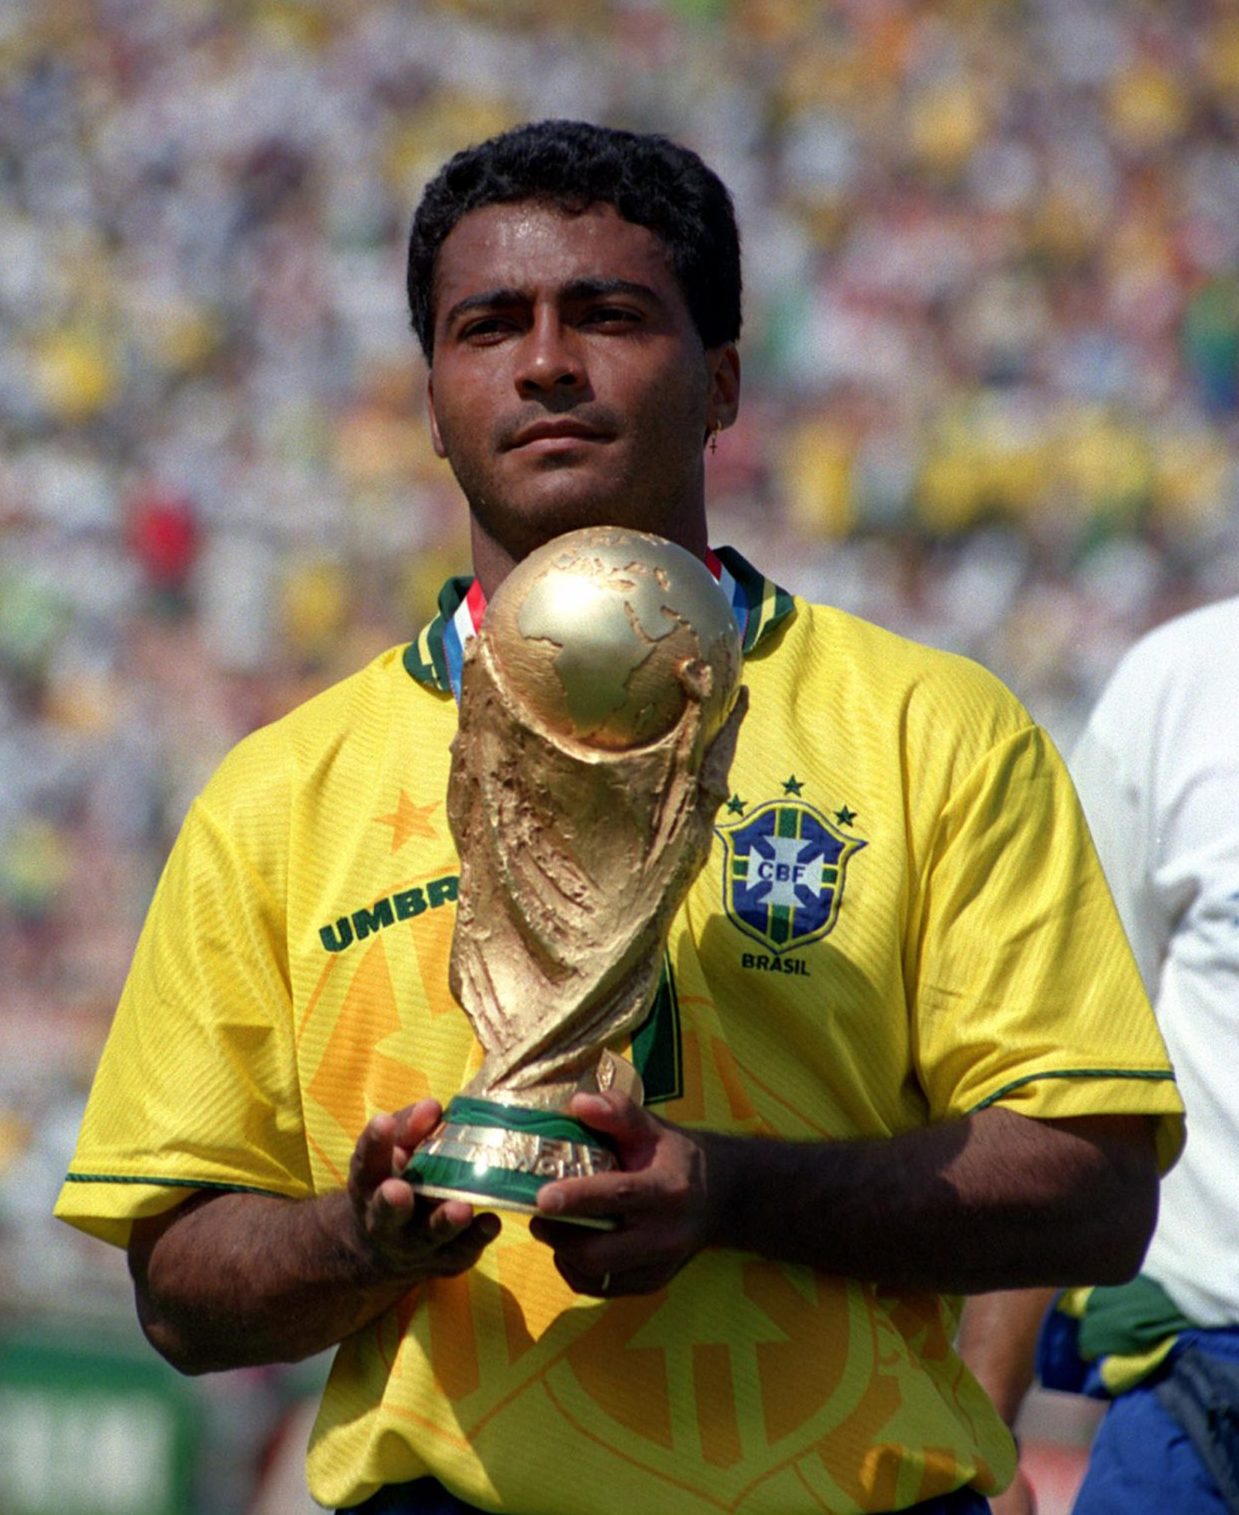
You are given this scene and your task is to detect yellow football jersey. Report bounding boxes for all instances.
[56,549,1182,1515]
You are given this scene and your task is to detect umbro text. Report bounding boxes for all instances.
[319,874,459,953]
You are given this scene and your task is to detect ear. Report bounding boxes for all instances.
[427,371,448,459]
[705,343,741,434]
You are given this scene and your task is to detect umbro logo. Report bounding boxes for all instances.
[318,874,458,953]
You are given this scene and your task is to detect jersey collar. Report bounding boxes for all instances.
[402,545,796,699]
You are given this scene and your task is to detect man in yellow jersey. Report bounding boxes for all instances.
[57,121,1182,1515]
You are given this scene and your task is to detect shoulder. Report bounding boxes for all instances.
[761,597,1035,758]
[1112,597,1239,684]
[198,645,448,828]
[1087,596,1239,740]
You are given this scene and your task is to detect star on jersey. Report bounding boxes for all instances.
[374,792,439,852]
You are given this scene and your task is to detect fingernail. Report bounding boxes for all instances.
[540,1190,563,1215]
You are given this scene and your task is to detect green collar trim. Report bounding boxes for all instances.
[403,574,473,693]
[716,545,797,655]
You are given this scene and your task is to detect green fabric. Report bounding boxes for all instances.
[402,574,472,690]
[1078,1274,1194,1361]
[713,544,796,653]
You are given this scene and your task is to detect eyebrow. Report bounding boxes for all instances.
[442,277,666,330]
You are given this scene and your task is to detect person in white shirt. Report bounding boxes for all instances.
[961,595,1239,1515]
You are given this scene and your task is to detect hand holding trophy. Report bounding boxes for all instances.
[404,526,746,1226]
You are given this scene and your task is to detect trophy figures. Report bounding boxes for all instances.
[404,526,745,1226]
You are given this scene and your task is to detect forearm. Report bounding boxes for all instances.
[129,1189,414,1374]
[698,1108,1157,1293]
[957,1286,1057,1426]
[128,1101,500,1375]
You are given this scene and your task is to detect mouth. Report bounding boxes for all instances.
[504,419,612,451]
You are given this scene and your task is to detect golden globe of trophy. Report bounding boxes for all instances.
[404,525,746,1227]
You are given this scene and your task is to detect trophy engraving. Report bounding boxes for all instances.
[405,526,746,1225]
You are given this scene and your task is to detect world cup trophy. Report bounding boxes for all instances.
[404,526,746,1227]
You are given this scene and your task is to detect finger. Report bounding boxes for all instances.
[369,1178,470,1242]
[568,1088,642,1131]
[393,1097,443,1143]
[366,1177,423,1246]
[350,1112,398,1198]
[415,1207,501,1270]
[528,1213,613,1264]
[531,1207,677,1279]
[534,1093,638,1218]
[424,1193,483,1241]
[548,1251,670,1299]
[375,1175,418,1213]
[367,1182,498,1266]
[415,1205,496,1278]
[425,1223,502,1277]
[390,1098,444,1170]
[543,1246,615,1297]
[535,1172,632,1221]
[561,1261,611,1298]
[566,1090,661,1167]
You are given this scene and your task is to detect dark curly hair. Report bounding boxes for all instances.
[407,119,742,360]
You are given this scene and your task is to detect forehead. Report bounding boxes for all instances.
[432,201,685,320]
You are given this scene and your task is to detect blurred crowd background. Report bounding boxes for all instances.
[4,0,1239,1508]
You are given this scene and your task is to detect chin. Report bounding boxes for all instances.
[484,489,671,559]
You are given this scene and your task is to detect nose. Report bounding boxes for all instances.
[514,310,587,397]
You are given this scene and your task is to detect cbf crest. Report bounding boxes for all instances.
[716,789,866,955]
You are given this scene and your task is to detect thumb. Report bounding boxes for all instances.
[350,1111,398,1201]
[352,1100,441,1199]
[568,1090,659,1161]
[391,1098,445,1168]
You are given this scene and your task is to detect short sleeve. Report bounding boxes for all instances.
[55,772,312,1249]
[910,723,1184,1172]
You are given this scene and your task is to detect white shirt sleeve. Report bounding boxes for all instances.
[1070,696,1170,999]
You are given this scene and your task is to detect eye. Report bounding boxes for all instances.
[581,304,642,329]
[459,315,517,343]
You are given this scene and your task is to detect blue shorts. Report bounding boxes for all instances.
[341,1477,991,1514]
[1073,1329,1239,1515]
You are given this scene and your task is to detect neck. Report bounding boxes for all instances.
[469,509,711,599]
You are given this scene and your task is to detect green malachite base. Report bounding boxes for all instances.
[403,1095,618,1230]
